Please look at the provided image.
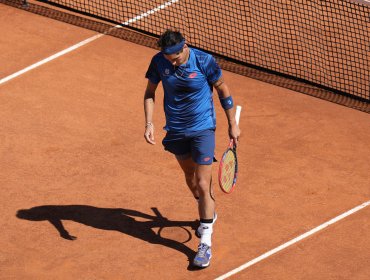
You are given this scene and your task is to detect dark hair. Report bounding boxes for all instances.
[157,29,185,50]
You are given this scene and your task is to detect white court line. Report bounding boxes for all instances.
[0,0,179,85]
[215,200,370,280]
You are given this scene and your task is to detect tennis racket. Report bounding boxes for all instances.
[218,105,242,194]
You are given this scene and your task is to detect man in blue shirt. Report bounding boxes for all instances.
[144,29,240,268]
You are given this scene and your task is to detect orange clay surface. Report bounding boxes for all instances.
[1,3,369,280]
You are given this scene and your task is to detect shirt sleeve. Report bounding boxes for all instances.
[204,55,222,84]
[145,57,161,84]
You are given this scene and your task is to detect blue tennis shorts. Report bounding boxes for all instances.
[162,129,215,165]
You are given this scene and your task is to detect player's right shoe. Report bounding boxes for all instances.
[193,243,212,268]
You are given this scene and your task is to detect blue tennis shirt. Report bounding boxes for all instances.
[145,48,222,132]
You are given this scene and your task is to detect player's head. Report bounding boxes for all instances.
[158,29,188,66]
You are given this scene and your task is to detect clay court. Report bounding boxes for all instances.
[0,1,369,279]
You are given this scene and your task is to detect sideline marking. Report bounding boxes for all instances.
[215,200,370,280]
[0,0,180,85]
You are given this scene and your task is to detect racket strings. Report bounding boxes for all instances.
[220,150,236,192]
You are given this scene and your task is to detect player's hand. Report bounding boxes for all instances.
[229,122,240,146]
[144,122,156,145]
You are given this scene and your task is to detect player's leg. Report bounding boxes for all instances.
[175,155,199,200]
[162,131,198,198]
[190,129,216,221]
[193,163,215,268]
[195,164,214,220]
[190,129,216,268]
[176,156,217,238]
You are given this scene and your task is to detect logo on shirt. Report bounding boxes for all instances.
[164,68,170,75]
[189,72,197,79]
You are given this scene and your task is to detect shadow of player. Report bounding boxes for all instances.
[17,205,200,269]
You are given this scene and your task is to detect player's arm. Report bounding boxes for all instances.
[144,80,158,145]
[213,76,241,145]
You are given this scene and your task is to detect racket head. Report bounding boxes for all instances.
[218,142,238,194]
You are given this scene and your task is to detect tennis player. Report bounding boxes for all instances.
[143,29,240,268]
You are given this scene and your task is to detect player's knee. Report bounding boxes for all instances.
[197,179,211,194]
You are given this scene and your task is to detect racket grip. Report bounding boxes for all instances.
[235,105,242,125]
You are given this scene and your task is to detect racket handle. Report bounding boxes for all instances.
[151,207,166,220]
[235,105,242,125]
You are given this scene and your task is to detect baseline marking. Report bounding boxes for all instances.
[0,0,180,85]
[215,200,370,280]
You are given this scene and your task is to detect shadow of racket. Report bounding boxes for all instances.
[151,207,193,244]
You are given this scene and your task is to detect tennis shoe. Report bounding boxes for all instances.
[196,212,217,238]
[193,243,212,268]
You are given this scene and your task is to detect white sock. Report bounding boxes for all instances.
[200,222,213,246]
[195,197,216,246]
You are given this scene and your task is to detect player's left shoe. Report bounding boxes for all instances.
[193,243,212,268]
